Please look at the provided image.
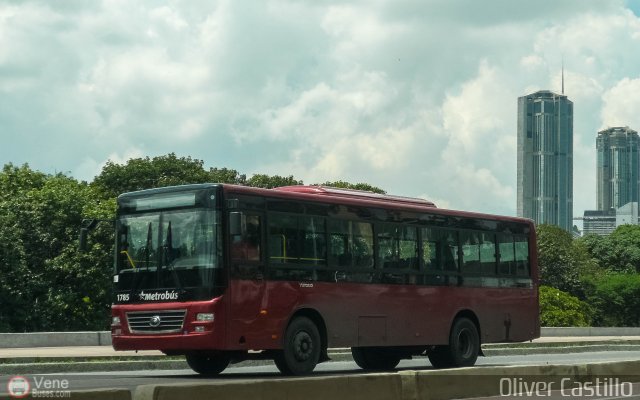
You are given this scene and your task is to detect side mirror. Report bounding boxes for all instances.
[78,219,100,253]
[79,228,89,252]
[229,212,245,236]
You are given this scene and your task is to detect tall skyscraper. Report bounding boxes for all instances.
[517,90,573,231]
[596,126,639,211]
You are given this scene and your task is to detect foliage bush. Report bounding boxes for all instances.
[583,273,640,327]
[539,286,591,327]
[535,224,595,296]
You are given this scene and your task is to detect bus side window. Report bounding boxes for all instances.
[352,222,374,268]
[461,231,480,274]
[479,233,497,275]
[421,228,440,271]
[377,224,418,270]
[268,213,299,263]
[442,230,459,271]
[498,234,515,275]
[329,220,373,269]
[422,240,438,270]
[514,236,530,277]
[329,220,351,267]
[399,226,418,270]
[301,216,326,266]
[230,214,261,262]
[377,224,397,269]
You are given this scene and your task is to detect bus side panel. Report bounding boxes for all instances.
[473,287,539,343]
[225,279,272,350]
[224,279,539,351]
[261,282,456,348]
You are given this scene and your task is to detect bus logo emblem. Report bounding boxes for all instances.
[149,315,161,327]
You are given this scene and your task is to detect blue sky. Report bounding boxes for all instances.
[1,0,640,220]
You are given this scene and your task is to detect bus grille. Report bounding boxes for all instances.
[126,310,187,334]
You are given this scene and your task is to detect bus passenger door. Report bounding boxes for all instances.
[227,212,268,349]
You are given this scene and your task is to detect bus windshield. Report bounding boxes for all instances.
[115,209,222,300]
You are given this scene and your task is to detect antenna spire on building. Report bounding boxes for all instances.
[561,57,565,95]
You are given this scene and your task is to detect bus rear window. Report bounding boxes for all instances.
[498,234,530,277]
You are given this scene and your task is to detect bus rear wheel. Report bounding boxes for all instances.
[351,347,401,371]
[186,352,231,376]
[274,316,321,376]
[428,317,479,369]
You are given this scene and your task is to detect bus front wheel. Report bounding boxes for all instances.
[351,347,401,371]
[186,352,231,376]
[428,317,479,369]
[274,316,321,376]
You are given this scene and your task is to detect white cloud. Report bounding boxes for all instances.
[1,0,640,221]
[601,78,640,130]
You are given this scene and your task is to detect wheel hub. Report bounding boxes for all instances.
[293,331,313,361]
[457,329,473,358]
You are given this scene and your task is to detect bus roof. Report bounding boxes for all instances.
[224,184,533,227]
[116,183,533,227]
[273,185,437,208]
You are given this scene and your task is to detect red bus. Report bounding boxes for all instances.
[109,184,539,375]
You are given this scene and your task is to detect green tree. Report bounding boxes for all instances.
[0,211,30,331]
[317,180,386,194]
[576,234,608,268]
[0,164,116,331]
[536,224,586,295]
[539,286,591,327]
[92,153,246,197]
[584,273,640,327]
[577,226,640,273]
[246,174,302,188]
[602,225,640,273]
[209,167,247,185]
[0,164,50,331]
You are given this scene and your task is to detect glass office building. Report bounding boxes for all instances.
[596,127,639,211]
[517,90,573,231]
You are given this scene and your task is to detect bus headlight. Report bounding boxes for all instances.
[196,313,214,322]
[112,316,121,326]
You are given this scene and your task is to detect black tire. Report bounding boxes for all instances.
[186,352,231,376]
[351,347,401,371]
[427,345,454,369]
[274,316,322,376]
[428,317,479,369]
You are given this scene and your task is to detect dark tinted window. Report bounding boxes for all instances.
[301,216,326,265]
[268,214,299,264]
[268,213,326,265]
[514,235,530,277]
[498,234,516,275]
[377,224,418,270]
[230,214,261,261]
[329,220,373,268]
[421,227,459,271]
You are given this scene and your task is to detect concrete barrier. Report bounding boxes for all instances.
[2,327,640,348]
[0,332,111,348]
[410,361,640,400]
[135,373,404,400]
[541,327,640,336]
[132,360,640,400]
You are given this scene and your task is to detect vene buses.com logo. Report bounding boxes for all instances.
[7,376,30,398]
